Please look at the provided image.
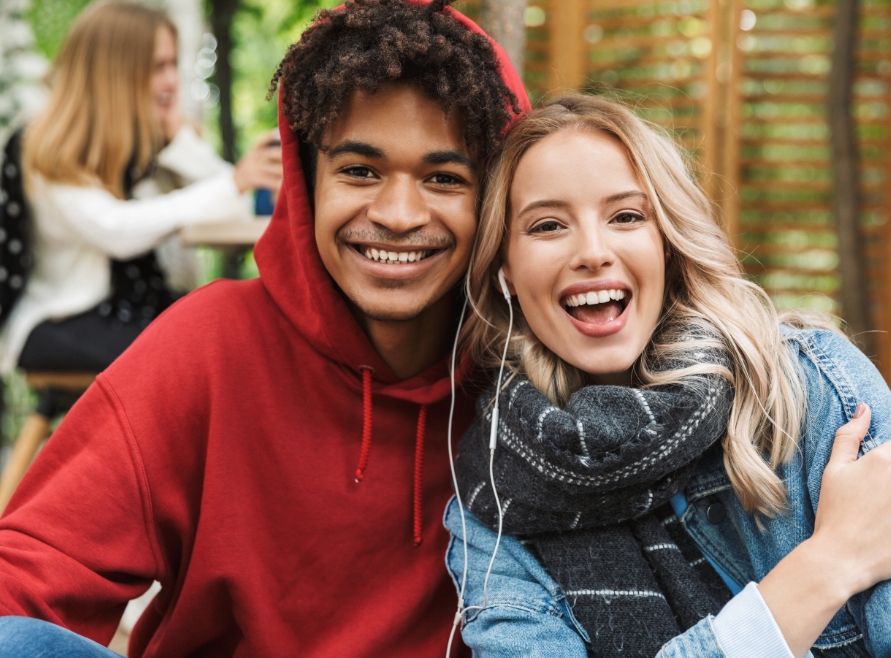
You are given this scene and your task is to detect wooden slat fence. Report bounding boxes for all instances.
[455,0,891,378]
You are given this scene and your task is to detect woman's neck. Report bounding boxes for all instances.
[586,368,633,387]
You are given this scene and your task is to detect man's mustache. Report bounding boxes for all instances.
[337,228,454,248]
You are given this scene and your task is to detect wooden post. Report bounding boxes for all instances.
[880,5,891,377]
[829,0,873,353]
[700,0,742,244]
[548,0,586,91]
[0,414,50,514]
[480,0,529,78]
[700,0,723,200]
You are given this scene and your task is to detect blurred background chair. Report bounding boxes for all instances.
[0,371,94,513]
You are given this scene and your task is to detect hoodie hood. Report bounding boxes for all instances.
[254,1,530,406]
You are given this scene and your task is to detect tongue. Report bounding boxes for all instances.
[570,301,623,325]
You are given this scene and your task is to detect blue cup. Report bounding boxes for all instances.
[254,188,275,216]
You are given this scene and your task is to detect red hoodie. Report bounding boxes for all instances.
[0,5,529,657]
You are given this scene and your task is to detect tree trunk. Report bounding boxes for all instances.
[208,0,244,279]
[829,0,872,353]
[209,0,239,164]
[479,0,528,78]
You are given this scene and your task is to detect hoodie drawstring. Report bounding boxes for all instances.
[353,367,429,547]
[355,367,374,483]
[413,404,428,547]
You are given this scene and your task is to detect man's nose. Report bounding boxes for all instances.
[366,175,430,235]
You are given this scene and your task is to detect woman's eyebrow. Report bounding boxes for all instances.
[516,199,571,218]
[603,190,649,205]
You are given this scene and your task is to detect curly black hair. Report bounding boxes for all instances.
[269,0,521,164]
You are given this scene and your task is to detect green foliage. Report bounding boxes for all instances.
[221,0,339,155]
[27,0,93,59]
[1,372,36,446]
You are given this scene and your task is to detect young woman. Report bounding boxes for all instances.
[447,93,891,657]
[0,1,281,374]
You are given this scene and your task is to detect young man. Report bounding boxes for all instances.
[0,1,529,656]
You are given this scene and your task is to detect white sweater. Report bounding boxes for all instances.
[0,126,250,373]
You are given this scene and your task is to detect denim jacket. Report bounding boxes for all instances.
[445,329,891,657]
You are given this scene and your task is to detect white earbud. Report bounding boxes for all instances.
[489,267,512,452]
[497,266,511,300]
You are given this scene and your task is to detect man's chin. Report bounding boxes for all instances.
[345,291,442,324]
[353,304,429,324]
[341,280,461,325]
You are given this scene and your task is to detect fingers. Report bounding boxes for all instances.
[827,403,872,470]
[255,162,283,177]
[232,132,283,194]
[254,130,281,148]
[257,145,283,163]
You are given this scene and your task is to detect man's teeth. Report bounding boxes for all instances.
[564,289,626,307]
[362,247,431,263]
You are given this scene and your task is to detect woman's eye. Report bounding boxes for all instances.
[612,211,646,224]
[529,219,563,233]
[341,166,376,179]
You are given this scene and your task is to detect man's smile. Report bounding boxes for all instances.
[354,244,439,264]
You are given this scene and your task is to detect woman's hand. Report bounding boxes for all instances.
[811,402,891,593]
[759,403,891,657]
[232,132,283,195]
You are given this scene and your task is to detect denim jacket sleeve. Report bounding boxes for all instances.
[444,497,589,658]
[445,497,731,657]
[789,329,891,656]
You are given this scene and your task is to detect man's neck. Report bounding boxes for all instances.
[352,293,457,380]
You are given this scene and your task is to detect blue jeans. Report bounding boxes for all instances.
[0,617,119,657]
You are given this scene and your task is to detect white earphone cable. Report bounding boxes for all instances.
[446,271,513,657]
[482,270,512,607]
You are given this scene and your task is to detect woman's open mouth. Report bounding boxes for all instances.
[561,289,630,325]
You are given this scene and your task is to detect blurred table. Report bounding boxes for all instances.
[179,217,271,248]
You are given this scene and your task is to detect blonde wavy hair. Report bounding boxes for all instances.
[465,93,841,516]
[23,2,175,198]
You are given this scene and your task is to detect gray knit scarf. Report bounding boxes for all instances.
[455,360,734,657]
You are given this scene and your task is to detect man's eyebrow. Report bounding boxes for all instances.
[423,150,477,172]
[326,140,385,160]
[603,190,649,205]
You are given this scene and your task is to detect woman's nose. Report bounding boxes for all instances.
[366,176,430,235]
[570,223,614,271]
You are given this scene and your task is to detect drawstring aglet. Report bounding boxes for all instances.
[354,366,374,484]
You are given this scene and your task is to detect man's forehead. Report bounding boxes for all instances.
[321,83,473,159]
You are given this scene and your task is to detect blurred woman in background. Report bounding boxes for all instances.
[0,1,281,374]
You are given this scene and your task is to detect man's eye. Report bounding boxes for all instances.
[612,212,645,224]
[341,166,376,179]
[529,220,562,233]
[429,173,463,186]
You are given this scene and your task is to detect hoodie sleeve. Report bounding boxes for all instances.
[0,378,161,646]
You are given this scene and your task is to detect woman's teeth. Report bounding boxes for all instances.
[564,289,626,307]
[361,247,431,263]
